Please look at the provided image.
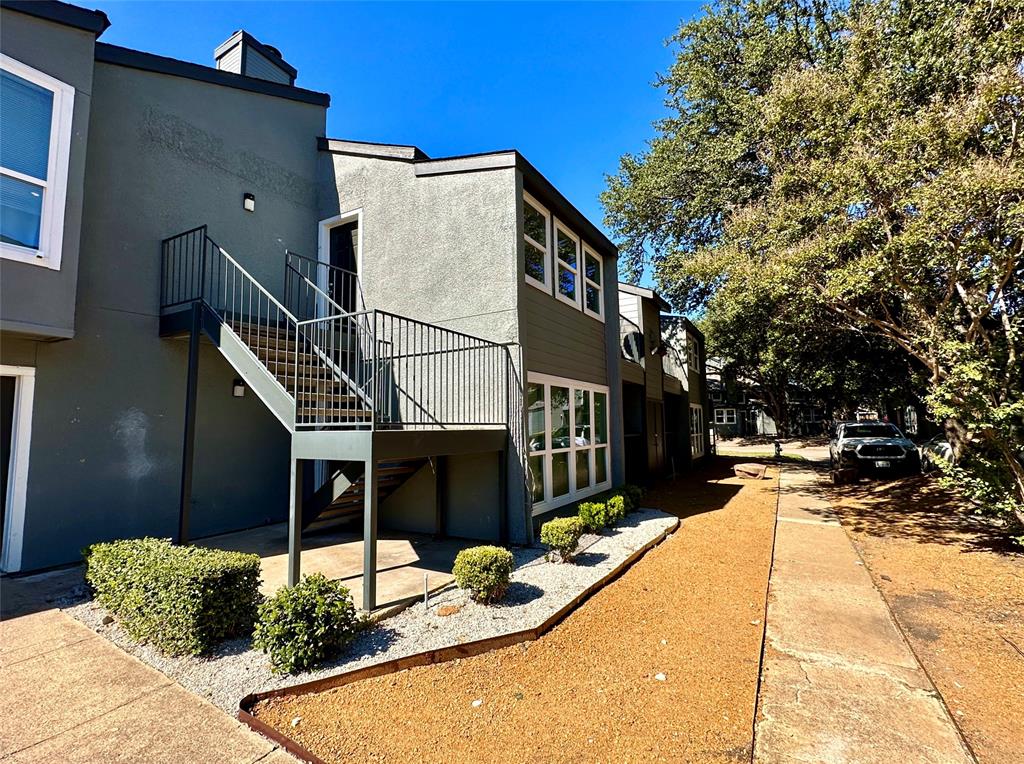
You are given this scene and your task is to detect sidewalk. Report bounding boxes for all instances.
[0,605,293,763]
[754,467,975,763]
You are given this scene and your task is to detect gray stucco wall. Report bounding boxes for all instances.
[7,59,325,570]
[319,151,528,543]
[0,9,95,338]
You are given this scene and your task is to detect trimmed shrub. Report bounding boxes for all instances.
[252,573,361,675]
[578,500,609,532]
[622,484,644,511]
[606,494,628,524]
[84,537,260,657]
[452,545,514,604]
[540,516,586,562]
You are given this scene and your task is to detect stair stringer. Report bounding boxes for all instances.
[205,314,296,431]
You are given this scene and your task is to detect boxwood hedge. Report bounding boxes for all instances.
[84,537,261,657]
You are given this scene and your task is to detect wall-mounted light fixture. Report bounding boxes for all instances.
[243,192,255,213]
[232,379,246,398]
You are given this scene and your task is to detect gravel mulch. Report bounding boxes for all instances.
[253,461,780,763]
[829,475,1024,764]
[63,509,677,714]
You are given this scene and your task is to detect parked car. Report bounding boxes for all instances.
[919,434,954,473]
[829,421,920,475]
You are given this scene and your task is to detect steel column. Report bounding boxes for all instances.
[176,302,202,544]
[287,458,304,586]
[433,455,447,539]
[498,446,508,545]
[362,458,379,612]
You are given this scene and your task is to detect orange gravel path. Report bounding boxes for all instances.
[254,461,779,763]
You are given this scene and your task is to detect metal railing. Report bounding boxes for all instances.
[619,314,644,364]
[161,226,511,432]
[284,251,365,320]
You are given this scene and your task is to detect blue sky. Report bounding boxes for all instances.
[98,1,701,284]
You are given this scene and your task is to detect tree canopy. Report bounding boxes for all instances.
[603,0,1024,528]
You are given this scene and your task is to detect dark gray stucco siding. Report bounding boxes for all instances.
[9,61,325,570]
[0,9,95,338]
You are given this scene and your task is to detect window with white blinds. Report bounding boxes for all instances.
[1,55,74,269]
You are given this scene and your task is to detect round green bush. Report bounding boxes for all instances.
[622,484,644,511]
[605,494,627,524]
[578,501,609,532]
[252,573,361,675]
[452,545,514,604]
[540,516,586,562]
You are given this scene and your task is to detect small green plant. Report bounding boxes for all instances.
[540,516,586,562]
[84,537,260,657]
[252,573,362,675]
[452,546,514,604]
[606,494,627,524]
[622,484,644,512]
[578,501,609,532]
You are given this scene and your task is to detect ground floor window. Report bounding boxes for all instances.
[0,365,34,573]
[715,408,736,425]
[690,404,705,458]
[528,374,610,515]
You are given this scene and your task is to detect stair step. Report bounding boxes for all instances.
[297,407,373,419]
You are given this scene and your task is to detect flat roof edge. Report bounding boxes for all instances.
[1,0,110,36]
[94,43,330,107]
[318,137,427,161]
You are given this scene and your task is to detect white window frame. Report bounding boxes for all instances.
[690,403,705,458]
[528,373,611,516]
[0,55,75,271]
[714,408,737,425]
[553,220,582,310]
[1,366,35,573]
[522,192,551,293]
[581,245,604,321]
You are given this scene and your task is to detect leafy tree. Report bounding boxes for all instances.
[604,0,1024,528]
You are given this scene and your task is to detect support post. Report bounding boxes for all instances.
[176,303,201,544]
[362,458,379,613]
[498,448,508,545]
[433,455,447,539]
[287,457,303,586]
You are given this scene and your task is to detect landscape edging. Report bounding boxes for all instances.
[237,516,680,758]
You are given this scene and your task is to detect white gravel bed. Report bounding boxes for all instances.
[64,509,677,713]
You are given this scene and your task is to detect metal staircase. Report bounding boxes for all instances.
[158,226,512,610]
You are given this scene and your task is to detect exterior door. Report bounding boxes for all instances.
[328,221,359,312]
[646,400,665,477]
[690,403,705,458]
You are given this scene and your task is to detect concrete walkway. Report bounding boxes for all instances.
[0,607,292,763]
[754,467,975,763]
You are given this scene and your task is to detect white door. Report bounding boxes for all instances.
[689,404,705,459]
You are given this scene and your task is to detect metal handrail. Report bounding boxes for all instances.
[161,226,513,432]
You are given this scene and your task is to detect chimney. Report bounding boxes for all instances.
[214,30,297,86]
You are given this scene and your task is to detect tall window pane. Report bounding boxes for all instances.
[524,199,547,247]
[575,450,590,490]
[574,389,590,445]
[527,383,545,452]
[585,252,601,283]
[525,241,546,283]
[556,228,577,266]
[552,453,569,498]
[585,283,600,314]
[558,266,576,301]
[595,447,608,484]
[529,455,545,503]
[594,392,608,444]
[550,386,570,450]
[0,70,53,181]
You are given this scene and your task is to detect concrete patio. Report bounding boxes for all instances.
[197,523,478,611]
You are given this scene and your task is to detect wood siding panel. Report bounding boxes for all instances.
[523,285,607,386]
